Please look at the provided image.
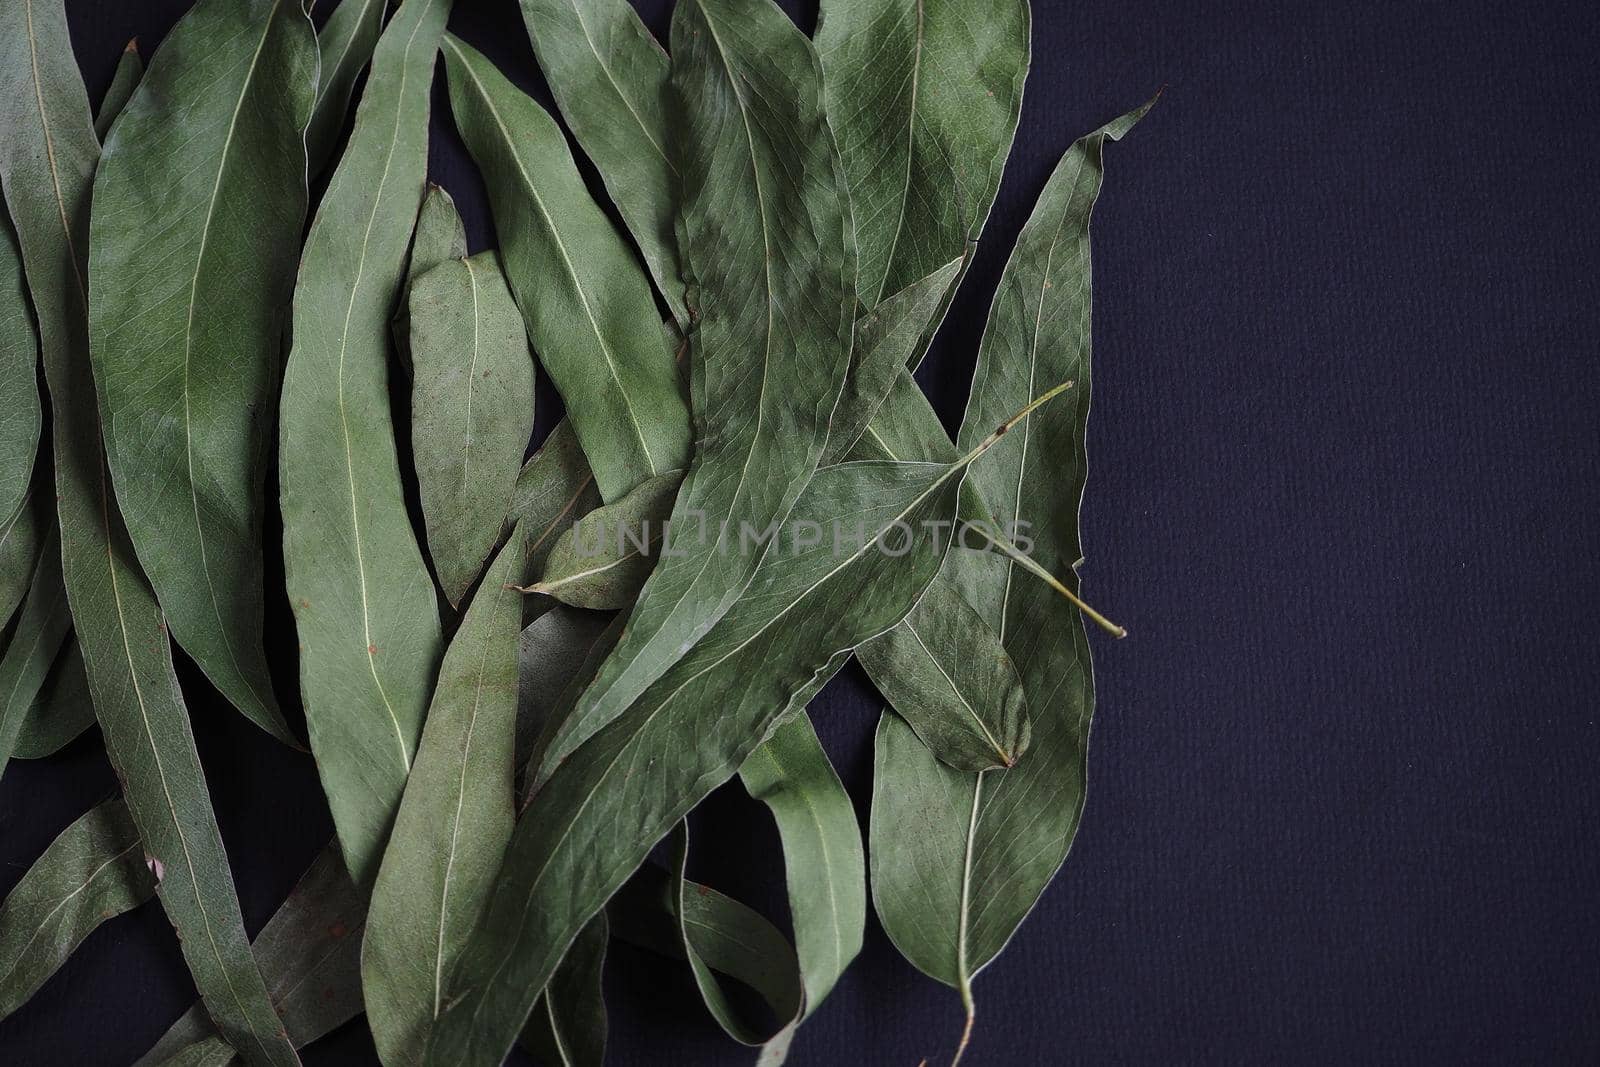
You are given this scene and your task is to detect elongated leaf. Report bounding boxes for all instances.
[857,577,1030,771]
[137,843,369,1065]
[12,639,95,759]
[424,441,1002,1064]
[363,531,524,1064]
[281,0,451,887]
[816,0,1028,337]
[409,252,535,606]
[518,0,685,325]
[0,528,70,778]
[508,421,601,586]
[0,214,38,533]
[0,799,156,1019]
[94,39,143,140]
[395,184,467,370]
[871,108,1150,1055]
[0,479,46,636]
[519,611,625,804]
[522,469,681,612]
[520,913,609,1067]
[514,605,615,768]
[0,9,298,1061]
[307,0,387,174]
[822,257,961,466]
[441,35,689,504]
[544,0,859,767]
[89,0,316,744]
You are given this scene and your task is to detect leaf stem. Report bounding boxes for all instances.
[976,528,1127,638]
[955,379,1074,467]
[951,979,977,1067]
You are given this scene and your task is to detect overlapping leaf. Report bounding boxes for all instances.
[508,422,603,586]
[280,0,451,887]
[520,914,609,1067]
[12,640,94,760]
[0,215,39,531]
[307,0,388,174]
[522,469,682,611]
[93,39,143,140]
[0,529,70,778]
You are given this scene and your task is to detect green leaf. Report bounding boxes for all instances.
[507,421,602,587]
[816,0,1029,344]
[136,843,369,1065]
[0,7,298,1060]
[397,184,468,362]
[88,0,317,745]
[423,445,991,1065]
[93,39,143,140]
[363,531,524,1064]
[856,576,1030,771]
[518,611,624,804]
[409,252,536,607]
[869,105,1151,1055]
[307,0,387,175]
[518,0,686,326]
[521,469,681,612]
[440,34,690,504]
[514,604,615,769]
[0,485,46,632]
[0,528,71,779]
[280,0,451,888]
[0,799,156,1019]
[546,0,859,764]
[12,638,95,760]
[0,213,39,532]
[519,913,609,1067]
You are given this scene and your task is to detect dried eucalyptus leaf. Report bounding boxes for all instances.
[520,913,609,1067]
[11,639,94,760]
[307,0,387,175]
[514,605,616,768]
[440,34,690,504]
[88,0,317,745]
[0,799,155,1020]
[524,469,682,612]
[816,0,1028,359]
[0,214,39,533]
[281,0,451,888]
[93,38,142,140]
[0,529,70,779]
[0,7,296,1060]
[871,106,1151,1052]
[543,0,859,766]
[519,0,686,326]
[363,531,524,1064]
[409,252,536,607]
[508,421,602,587]
[0,486,46,633]
[394,184,466,371]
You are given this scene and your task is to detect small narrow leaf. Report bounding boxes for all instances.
[0,799,156,1019]
[88,0,317,744]
[12,639,95,760]
[518,0,686,325]
[514,605,616,769]
[0,214,39,532]
[0,529,71,779]
[857,577,1031,772]
[0,486,46,632]
[281,0,452,887]
[363,531,524,1064]
[508,421,602,585]
[394,184,466,369]
[93,39,143,140]
[440,34,690,503]
[519,913,609,1067]
[307,0,387,175]
[409,252,535,606]
[522,469,681,612]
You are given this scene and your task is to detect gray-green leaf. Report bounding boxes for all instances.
[307,0,387,175]
[0,485,46,633]
[363,530,524,1064]
[0,213,39,532]
[518,0,686,326]
[440,34,690,504]
[519,913,609,1067]
[93,39,143,140]
[88,0,317,744]
[0,528,71,779]
[11,639,95,760]
[281,0,451,888]
[523,469,681,612]
[409,251,536,606]
[0,799,156,1019]
[508,421,602,587]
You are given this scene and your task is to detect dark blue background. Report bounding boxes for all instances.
[4,0,1598,1063]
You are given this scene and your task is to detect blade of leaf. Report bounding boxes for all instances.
[423,446,987,1066]
[280,0,451,887]
[307,0,387,175]
[93,38,143,140]
[508,421,602,588]
[856,576,1031,772]
[513,604,615,769]
[0,527,71,779]
[0,485,46,633]
[871,105,1152,1061]
[362,530,524,1064]
[0,798,156,1019]
[136,843,369,1065]
[12,638,95,760]
[88,0,317,745]
[0,8,299,1061]
[519,912,609,1067]
[540,0,859,768]
[521,469,681,613]
[394,184,467,372]
[816,0,1029,362]
[440,33,690,504]
[409,251,536,607]
[0,213,39,533]
[518,0,686,326]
